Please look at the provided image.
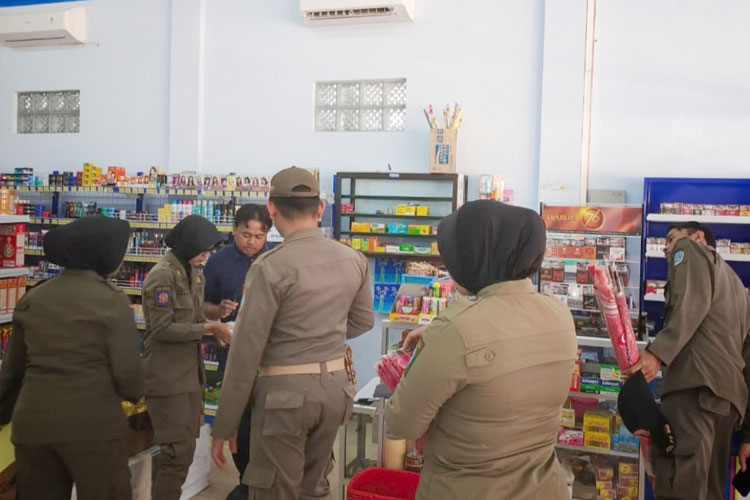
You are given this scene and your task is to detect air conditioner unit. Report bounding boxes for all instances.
[300,0,415,27]
[0,7,87,48]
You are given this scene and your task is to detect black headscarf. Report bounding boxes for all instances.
[437,200,546,295]
[44,216,131,276]
[165,215,223,264]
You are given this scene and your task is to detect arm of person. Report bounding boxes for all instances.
[384,318,468,439]
[212,264,280,441]
[647,240,713,367]
[107,294,145,402]
[143,271,204,343]
[0,318,27,425]
[347,257,375,339]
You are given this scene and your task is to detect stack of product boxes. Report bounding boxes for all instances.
[594,459,640,500]
[373,259,406,314]
[347,221,438,256]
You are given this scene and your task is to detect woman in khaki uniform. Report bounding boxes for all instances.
[0,216,144,500]
[143,215,231,500]
[385,200,578,500]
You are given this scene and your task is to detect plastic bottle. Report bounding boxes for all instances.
[171,200,179,222]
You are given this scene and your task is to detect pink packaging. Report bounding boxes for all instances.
[557,428,585,446]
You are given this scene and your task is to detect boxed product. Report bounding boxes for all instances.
[557,428,585,446]
[396,205,417,216]
[430,128,458,174]
[370,223,386,234]
[584,431,611,450]
[0,224,26,268]
[561,408,577,429]
[0,280,7,315]
[599,365,621,382]
[416,206,430,216]
[619,462,639,476]
[583,411,613,434]
[6,278,17,314]
[388,223,409,234]
[351,222,372,233]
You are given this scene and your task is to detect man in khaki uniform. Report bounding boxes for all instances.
[629,222,750,500]
[212,167,374,500]
[385,200,577,500]
[143,216,231,500]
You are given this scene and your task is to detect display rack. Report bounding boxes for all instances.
[642,178,750,335]
[538,205,647,500]
[0,215,30,366]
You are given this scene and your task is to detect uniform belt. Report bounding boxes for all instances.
[258,358,346,377]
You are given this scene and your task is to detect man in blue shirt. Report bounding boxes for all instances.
[204,203,273,500]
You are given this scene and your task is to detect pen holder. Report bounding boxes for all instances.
[429,128,458,174]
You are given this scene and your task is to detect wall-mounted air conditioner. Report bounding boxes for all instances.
[0,7,87,48]
[300,0,415,27]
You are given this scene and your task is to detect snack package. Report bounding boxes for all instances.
[376,350,413,392]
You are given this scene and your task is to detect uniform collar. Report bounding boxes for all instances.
[60,269,105,282]
[476,278,535,298]
[165,250,194,286]
[284,227,324,243]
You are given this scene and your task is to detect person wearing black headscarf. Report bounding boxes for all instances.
[385,200,578,500]
[142,215,233,500]
[0,216,144,500]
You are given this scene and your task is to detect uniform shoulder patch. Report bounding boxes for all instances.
[155,288,172,307]
[673,250,685,266]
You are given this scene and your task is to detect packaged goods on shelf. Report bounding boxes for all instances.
[660,202,750,217]
[389,281,456,325]
[557,453,640,500]
[0,277,26,315]
[0,224,25,268]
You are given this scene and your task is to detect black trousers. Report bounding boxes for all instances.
[232,406,252,481]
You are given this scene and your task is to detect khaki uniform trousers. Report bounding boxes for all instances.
[654,388,739,500]
[148,391,203,500]
[244,369,355,500]
[14,439,131,500]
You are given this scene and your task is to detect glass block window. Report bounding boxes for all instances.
[315,78,406,132]
[17,90,80,134]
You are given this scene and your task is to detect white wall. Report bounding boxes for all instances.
[0,0,171,174]
[201,0,546,207]
[588,0,750,201]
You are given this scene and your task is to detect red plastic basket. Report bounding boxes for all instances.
[347,468,421,500]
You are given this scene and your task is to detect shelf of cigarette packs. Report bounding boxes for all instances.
[642,177,750,336]
[541,232,645,341]
[557,449,642,500]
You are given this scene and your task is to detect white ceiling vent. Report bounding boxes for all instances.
[301,0,415,26]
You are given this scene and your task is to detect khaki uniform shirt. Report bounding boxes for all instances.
[385,279,577,500]
[142,251,207,397]
[0,269,144,444]
[648,239,750,423]
[213,228,374,438]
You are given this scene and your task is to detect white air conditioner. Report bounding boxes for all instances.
[0,7,86,48]
[300,0,415,27]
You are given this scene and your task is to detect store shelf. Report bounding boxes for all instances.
[646,214,750,225]
[0,215,30,224]
[17,185,270,199]
[29,217,234,233]
[25,248,43,256]
[344,213,445,221]
[0,268,28,279]
[205,360,219,372]
[568,306,639,318]
[644,295,665,303]
[342,231,436,239]
[382,320,423,330]
[576,335,648,349]
[569,391,619,402]
[647,251,750,262]
[541,279,640,291]
[543,257,640,265]
[361,251,441,260]
[0,313,13,324]
[340,195,454,202]
[555,443,639,459]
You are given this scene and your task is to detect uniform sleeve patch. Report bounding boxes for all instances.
[673,250,685,266]
[155,288,172,307]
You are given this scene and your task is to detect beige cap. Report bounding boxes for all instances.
[269,166,320,198]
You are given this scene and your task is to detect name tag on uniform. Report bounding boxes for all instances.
[155,288,172,307]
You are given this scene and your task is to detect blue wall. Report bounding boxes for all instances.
[0,0,85,7]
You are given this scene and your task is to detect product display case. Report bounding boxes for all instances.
[539,204,647,500]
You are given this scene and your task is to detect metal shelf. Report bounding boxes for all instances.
[29,217,234,233]
[543,257,640,265]
[344,213,445,221]
[647,251,750,262]
[17,185,270,199]
[647,214,750,225]
[0,268,28,279]
[555,443,639,459]
[0,313,13,324]
[541,279,640,291]
[568,391,619,402]
[361,251,441,260]
[0,215,30,224]
[340,195,453,202]
[576,335,648,349]
[342,231,436,239]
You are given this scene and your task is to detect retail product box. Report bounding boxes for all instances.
[0,280,7,315]
[6,278,17,314]
[416,206,430,217]
[612,434,639,454]
[583,411,613,434]
[389,283,427,324]
[0,224,25,268]
[600,365,622,382]
[430,128,458,174]
[557,428,584,447]
[351,222,371,233]
[388,223,409,234]
[371,223,386,234]
[396,205,417,216]
[561,408,577,429]
[584,431,611,450]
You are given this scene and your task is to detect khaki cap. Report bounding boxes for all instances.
[269,166,320,198]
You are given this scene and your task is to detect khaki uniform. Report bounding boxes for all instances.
[213,228,374,500]
[143,251,208,500]
[647,239,750,500]
[0,269,144,500]
[385,279,578,500]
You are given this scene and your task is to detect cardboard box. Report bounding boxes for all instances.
[0,225,25,268]
[584,431,611,450]
[0,280,7,315]
[561,408,576,429]
[416,206,431,216]
[6,278,16,313]
[430,128,458,174]
[583,411,613,434]
[557,428,584,446]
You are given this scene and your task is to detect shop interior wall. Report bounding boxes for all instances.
[0,0,172,174]
[587,0,750,201]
